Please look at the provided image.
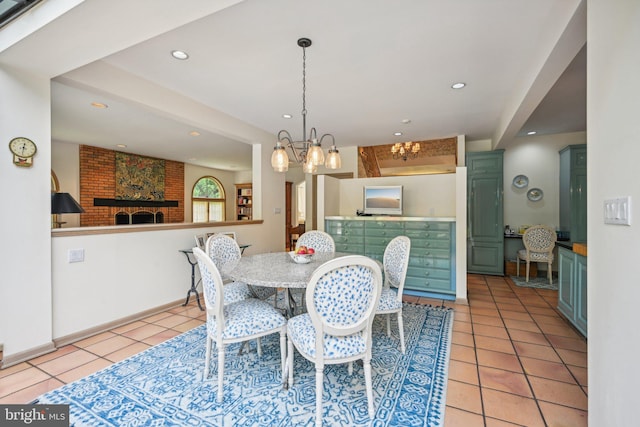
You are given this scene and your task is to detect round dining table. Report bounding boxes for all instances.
[225,251,352,315]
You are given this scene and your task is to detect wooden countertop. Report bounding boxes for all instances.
[573,242,588,256]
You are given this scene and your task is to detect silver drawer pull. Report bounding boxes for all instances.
[424,272,430,276]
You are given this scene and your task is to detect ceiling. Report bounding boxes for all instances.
[3,0,586,172]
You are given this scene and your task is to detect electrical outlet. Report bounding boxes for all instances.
[68,248,85,263]
[604,197,631,225]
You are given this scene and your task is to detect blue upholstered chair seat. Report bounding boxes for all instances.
[207,298,287,340]
[287,313,366,359]
[377,287,403,312]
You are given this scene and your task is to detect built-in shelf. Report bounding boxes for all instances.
[235,184,252,221]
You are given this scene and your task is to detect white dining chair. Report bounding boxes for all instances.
[205,234,253,305]
[296,230,336,253]
[516,224,557,284]
[207,233,278,304]
[292,230,336,312]
[286,255,382,427]
[192,247,287,403]
[376,236,411,353]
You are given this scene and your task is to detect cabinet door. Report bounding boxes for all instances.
[575,254,588,335]
[572,170,588,242]
[557,248,576,320]
[467,173,504,274]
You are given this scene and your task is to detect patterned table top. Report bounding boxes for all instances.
[226,251,352,289]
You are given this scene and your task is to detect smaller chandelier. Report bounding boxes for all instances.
[391,141,421,161]
[271,38,341,173]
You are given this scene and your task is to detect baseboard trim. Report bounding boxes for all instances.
[1,342,56,370]
[1,298,189,369]
[54,299,187,348]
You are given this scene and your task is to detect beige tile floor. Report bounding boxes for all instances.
[0,274,587,426]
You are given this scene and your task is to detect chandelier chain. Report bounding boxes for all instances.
[302,45,307,118]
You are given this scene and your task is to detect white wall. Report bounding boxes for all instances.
[52,140,81,227]
[0,69,55,361]
[335,174,456,218]
[0,5,282,364]
[588,1,640,425]
[503,131,586,231]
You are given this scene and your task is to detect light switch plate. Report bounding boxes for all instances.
[604,197,631,225]
[68,248,85,263]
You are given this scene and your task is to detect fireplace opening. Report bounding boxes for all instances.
[115,211,164,225]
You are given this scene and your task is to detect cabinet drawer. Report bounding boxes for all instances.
[409,248,450,259]
[409,256,450,269]
[332,233,364,244]
[403,222,451,232]
[404,229,451,241]
[325,221,364,233]
[405,276,452,292]
[406,266,451,280]
[364,235,399,247]
[409,239,451,250]
[365,221,404,231]
[335,243,364,254]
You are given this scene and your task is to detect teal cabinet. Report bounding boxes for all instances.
[559,145,587,243]
[466,151,504,275]
[325,217,456,298]
[557,246,587,337]
[324,219,364,254]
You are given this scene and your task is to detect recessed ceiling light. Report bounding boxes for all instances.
[282,114,292,119]
[401,119,411,124]
[527,131,537,135]
[116,144,127,148]
[394,132,403,136]
[451,82,466,89]
[91,102,108,108]
[189,131,201,137]
[171,50,189,60]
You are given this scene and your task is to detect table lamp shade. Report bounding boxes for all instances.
[51,192,85,214]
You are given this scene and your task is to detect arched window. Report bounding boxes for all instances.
[192,176,226,222]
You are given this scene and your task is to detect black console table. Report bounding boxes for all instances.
[179,245,250,311]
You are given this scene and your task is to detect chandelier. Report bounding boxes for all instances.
[271,38,341,173]
[391,141,421,161]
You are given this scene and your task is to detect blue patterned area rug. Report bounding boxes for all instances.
[35,304,453,426]
[509,275,558,290]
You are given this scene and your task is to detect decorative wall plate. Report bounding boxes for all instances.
[512,175,529,188]
[527,188,543,202]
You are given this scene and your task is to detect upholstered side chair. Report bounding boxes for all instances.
[516,224,557,284]
[206,233,278,304]
[291,230,336,312]
[286,255,383,427]
[295,230,336,253]
[192,247,287,403]
[376,235,411,353]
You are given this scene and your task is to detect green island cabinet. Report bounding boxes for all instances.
[557,246,587,337]
[325,217,456,299]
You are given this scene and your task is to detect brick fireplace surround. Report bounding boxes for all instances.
[79,145,185,227]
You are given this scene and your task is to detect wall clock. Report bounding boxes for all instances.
[9,137,37,167]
